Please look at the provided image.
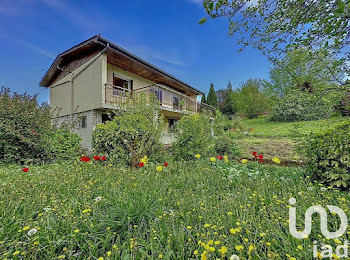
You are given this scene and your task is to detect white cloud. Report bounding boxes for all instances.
[0,34,55,59]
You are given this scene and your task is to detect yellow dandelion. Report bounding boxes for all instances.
[219,246,228,255]
[13,251,20,256]
[158,254,163,258]
[195,154,201,159]
[22,226,30,231]
[107,251,112,256]
[156,166,163,172]
[58,255,65,259]
[194,250,198,255]
[210,157,216,162]
[235,245,244,251]
[241,159,248,164]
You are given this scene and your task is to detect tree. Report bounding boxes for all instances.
[234,79,269,118]
[207,83,218,108]
[201,0,349,86]
[201,93,207,104]
[264,48,345,106]
[220,80,236,115]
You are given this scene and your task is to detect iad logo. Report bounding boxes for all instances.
[288,197,349,258]
[288,197,348,239]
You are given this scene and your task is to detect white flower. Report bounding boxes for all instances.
[94,196,102,202]
[320,187,327,191]
[230,254,240,260]
[28,228,38,236]
[307,186,314,191]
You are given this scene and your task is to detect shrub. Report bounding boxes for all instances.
[270,90,333,122]
[170,113,212,160]
[0,87,81,163]
[298,121,350,189]
[213,134,240,157]
[42,127,81,163]
[92,97,163,167]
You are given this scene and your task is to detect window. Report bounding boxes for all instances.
[168,118,177,132]
[113,74,131,97]
[79,116,87,128]
[151,87,163,104]
[102,113,114,124]
[173,96,179,110]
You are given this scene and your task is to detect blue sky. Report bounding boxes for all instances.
[0,0,270,103]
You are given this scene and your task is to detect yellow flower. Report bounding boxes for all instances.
[248,245,255,253]
[13,251,20,256]
[22,226,30,231]
[158,254,163,258]
[156,166,163,172]
[297,245,303,250]
[74,229,80,233]
[272,157,281,164]
[241,159,248,164]
[107,251,112,256]
[230,228,236,234]
[219,246,228,255]
[194,250,198,255]
[98,258,104,260]
[201,254,207,260]
[195,154,201,159]
[58,255,65,259]
[210,157,216,162]
[224,155,229,163]
[235,245,244,251]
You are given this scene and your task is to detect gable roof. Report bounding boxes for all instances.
[40,35,203,95]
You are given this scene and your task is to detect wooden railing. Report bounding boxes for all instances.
[105,83,215,116]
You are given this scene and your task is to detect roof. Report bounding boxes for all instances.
[40,35,203,95]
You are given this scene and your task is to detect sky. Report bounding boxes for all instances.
[0,0,271,103]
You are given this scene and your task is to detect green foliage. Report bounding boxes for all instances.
[92,96,163,167]
[170,113,212,160]
[200,93,206,104]
[233,79,269,119]
[298,121,350,189]
[219,80,236,116]
[0,87,81,163]
[206,83,218,108]
[42,127,82,163]
[270,90,333,122]
[265,49,345,104]
[213,134,240,157]
[203,0,349,81]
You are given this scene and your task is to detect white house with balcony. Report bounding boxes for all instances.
[40,35,214,150]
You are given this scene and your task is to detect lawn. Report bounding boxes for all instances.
[231,115,348,161]
[1,160,349,259]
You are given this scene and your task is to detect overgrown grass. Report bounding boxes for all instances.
[1,160,349,259]
[231,115,348,161]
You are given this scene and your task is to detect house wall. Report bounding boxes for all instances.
[50,53,107,117]
[53,109,103,151]
[107,64,155,90]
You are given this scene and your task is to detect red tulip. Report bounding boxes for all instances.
[101,156,107,161]
[252,152,257,158]
[93,156,100,161]
[217,155,223,160]
[22,167,29,172]
[257,154,264,159]
[80,156,90,162]
[259,158,264,163]
[164,162,168,167]
[139,162,145,167]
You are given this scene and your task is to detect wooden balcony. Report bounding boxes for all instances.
[105,83,215,116]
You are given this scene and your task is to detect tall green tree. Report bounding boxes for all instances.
[207,83,218,108]
[264,48,345,105]
[234,79,269,118]
[201,0,349,86]
[200,93,206,104]
[220,80,236,115]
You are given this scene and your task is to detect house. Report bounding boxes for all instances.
[40,35,214,150]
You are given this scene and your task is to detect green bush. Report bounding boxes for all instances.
[42,127,81,163]
[298,121,350,189]
[270,90,333,122]
[92,97,163,167]
[170,113,212,160]
[0,87,81,163]
[213,134,240,157]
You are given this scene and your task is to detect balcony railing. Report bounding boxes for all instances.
[105,83,215,116]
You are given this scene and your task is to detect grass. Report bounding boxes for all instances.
[1,159,349,259]
[231,115,348,161]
